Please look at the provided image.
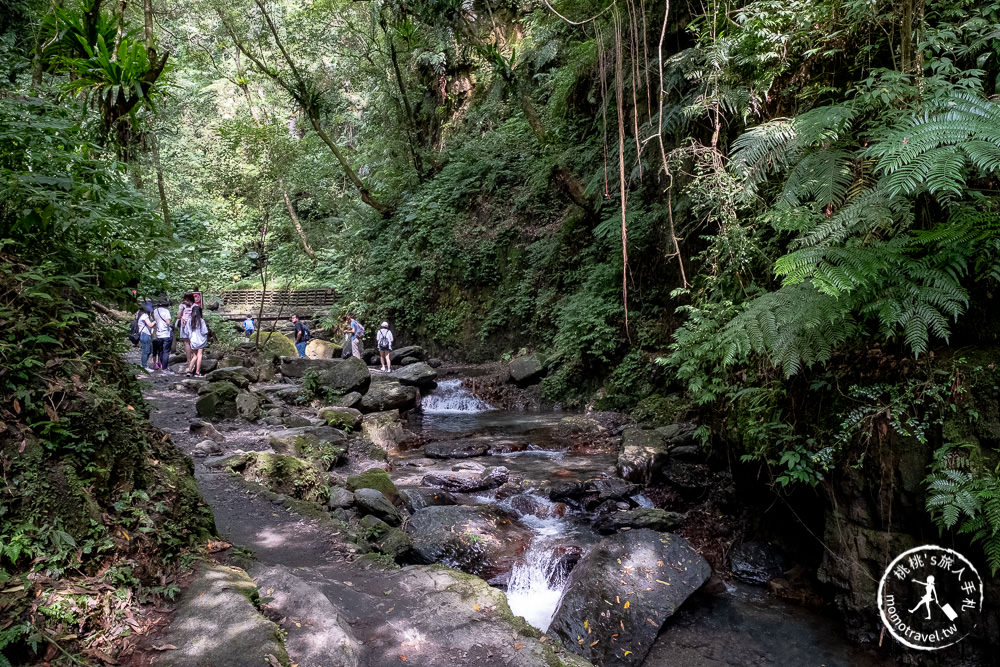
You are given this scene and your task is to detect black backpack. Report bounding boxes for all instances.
[301,324,310,342]
[127,313,142,346]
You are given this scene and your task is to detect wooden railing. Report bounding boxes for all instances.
[221,288,337,316]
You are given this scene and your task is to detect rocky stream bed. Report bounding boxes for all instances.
[134,349,891,667]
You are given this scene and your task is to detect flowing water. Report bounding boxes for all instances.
[395,380,887,665]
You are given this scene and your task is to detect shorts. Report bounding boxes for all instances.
[378,344,390,351]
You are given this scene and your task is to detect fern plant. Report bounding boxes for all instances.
[925,442,1000,575]
[699,92,1000,377]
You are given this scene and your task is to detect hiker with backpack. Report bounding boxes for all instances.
[345,314,365,360]
[132,301,156,372]
[186,306,209,376]
[377,321,394,372]
[151,297,174,373]
[291,314,310,358]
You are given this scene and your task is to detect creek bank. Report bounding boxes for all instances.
[140,360,594,667]
[144,348,894,667]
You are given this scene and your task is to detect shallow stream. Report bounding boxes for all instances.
[393,380,887,666]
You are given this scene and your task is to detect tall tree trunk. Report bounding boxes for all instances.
[279,180,316,259]
[150,134,170,226]
[515,84,593,212]
[142,0,153,50]
[222,4,390,215]
[378,12,424,178]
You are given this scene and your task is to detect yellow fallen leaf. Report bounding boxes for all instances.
[589,640,599,647]
[583,619,589,630]
[624,650,633,656]
[655,580,670,586]
[623,601,630,609]
[515,644,524,650]
[121,529,129,541]
[295,622,301,628]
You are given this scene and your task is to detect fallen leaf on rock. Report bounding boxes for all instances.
[399,655,407,662]
[151,644,177,651]
[267,654,281,667]
[205,540,231,553]
[515,644,524,650]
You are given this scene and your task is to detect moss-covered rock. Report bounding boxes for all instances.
[268,426,347,470]
[345,468,398,503]
[255,332,297,361]
[223,452,328,503]
[318,406,363,431]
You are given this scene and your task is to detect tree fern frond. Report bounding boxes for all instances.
[779,148,855,209]
[871,93,1000,197]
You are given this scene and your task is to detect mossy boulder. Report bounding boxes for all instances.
[204,366,255,388]
[195,381,241,420]
[631,393,688,426]
[268,426,347,470]
[255,332,297,361]
[508,354,545,387]
[316,356,371,395]
[223,452,328,503]
[318,406,363,431]
[345,468,398,503]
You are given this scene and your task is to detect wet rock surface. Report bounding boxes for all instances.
[548,529,711,667]
[729,540,788,585]
[405,504,534,580]
[152,563,288,667]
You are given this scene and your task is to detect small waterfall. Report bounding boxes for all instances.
[506,539,570,632]
[422,379,495,414]
[503,495,573,631]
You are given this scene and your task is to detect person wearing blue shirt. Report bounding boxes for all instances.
[345,314,365,359]
[242,314,256,340]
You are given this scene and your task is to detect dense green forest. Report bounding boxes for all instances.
[2,0,1000,661]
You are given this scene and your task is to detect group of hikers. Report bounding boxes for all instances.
[291,313,396,373]
[132,294,209,376]
[134,296,397,375]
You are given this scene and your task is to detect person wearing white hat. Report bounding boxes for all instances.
[376,321,394,372]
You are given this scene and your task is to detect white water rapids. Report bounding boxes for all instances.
[503,509,574,631]
[421,379,496,414]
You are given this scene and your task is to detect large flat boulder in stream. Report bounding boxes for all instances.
[316,356,371,395]
[251,564,360,667]
[422,465,509,492]
[279,356,342,378]
[153,563,288,667]
[393,361,438,390]
[355,565,592,667]
[405,504,533,580]
[388,345,425,364]
[425,439,490,458]
[548,529,711,667]
[359,380,418,413]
